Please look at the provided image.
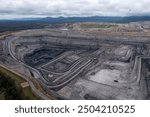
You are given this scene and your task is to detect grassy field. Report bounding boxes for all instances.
[0,66,40,100]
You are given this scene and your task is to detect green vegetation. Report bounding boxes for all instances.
[80,23,117,29]
[0,21,47,33]
[0,66,40,100]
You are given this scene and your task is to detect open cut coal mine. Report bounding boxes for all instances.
[1,28,150,100]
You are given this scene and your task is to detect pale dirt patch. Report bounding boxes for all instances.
[21,82,29,88]
[89,69,121,84]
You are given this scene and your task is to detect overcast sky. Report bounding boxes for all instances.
[0,0,150,19]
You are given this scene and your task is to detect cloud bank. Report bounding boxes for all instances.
[0,0,150,19]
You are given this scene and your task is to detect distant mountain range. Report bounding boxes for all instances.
[1,16,150,32]
[5,16,150,23]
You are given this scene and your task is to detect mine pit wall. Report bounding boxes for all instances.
[11,36,100,53]
[133,57,148,99]
[10,32,150,56]
[144,59,150,99]
[36,78,66,99]
[140,58,149,99]
[136,58,145,99]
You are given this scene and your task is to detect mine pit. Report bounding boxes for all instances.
[1,29,150,100]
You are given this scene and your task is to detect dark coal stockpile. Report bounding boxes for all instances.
[24,47,66,67]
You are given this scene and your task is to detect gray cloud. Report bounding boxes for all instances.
[0,0,150,19]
